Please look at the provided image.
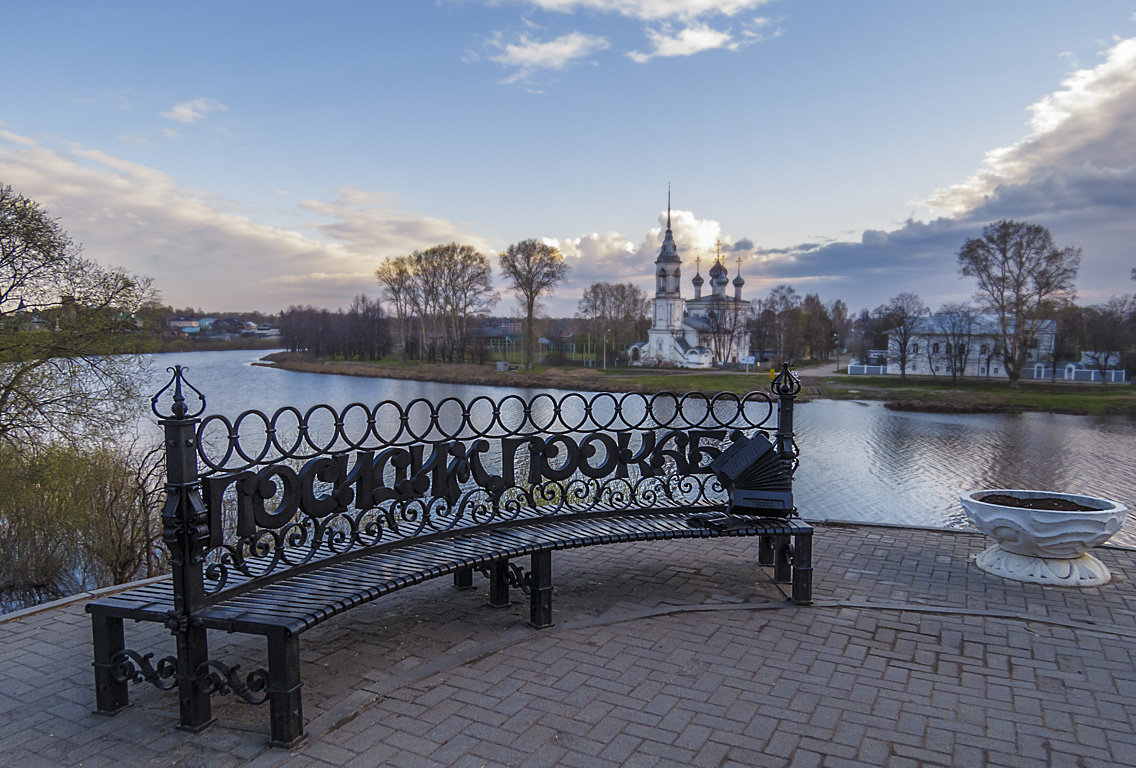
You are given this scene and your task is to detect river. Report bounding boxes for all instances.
[147,349,1136,547]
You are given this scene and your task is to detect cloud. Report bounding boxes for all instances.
[542,209,754,314]
[925,37,1136,213]
[512,0,771,22]
[627,23,736,62]
[0,132,489,311]
[160,98,227,124]
[488,31,610,83]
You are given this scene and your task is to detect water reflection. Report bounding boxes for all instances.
[149,350,1136,546]
[796,401,1136,546]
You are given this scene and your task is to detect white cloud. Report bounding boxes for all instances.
[0,130,36,147]
[513,0,770,22]
[627,23,736,62]
[0,134,489,311]
[489,31,610,83]
[540,208,746,313]
[160,97,227,124]
[925,37,1136,213]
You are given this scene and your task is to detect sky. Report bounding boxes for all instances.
[2,0,1135,317]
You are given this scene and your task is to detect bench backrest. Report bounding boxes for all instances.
[153,366,800,611]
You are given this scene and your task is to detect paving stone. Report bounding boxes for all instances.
[4,528,1136,767]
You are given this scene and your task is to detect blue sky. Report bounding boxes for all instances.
[2,0,1135,315]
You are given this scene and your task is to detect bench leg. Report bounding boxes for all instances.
[175,623,214,732]
[488,560,511,608]
[529,551,553,629]
[791,531,813,605]
[773,533,792,584]
[266,631,305,748]
[92,614,129,715]
[758,535,775,566]
[453,566,474,590]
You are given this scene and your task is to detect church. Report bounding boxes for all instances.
[628,204,752,368]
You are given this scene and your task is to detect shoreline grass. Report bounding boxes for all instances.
[259,353,1136,418]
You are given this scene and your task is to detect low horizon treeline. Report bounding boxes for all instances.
[280,295,393,361]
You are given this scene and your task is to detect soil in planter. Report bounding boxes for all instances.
[979,493,1098,512]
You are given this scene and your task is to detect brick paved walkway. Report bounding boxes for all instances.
[3,525,1136,767]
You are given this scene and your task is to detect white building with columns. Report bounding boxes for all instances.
[628,205,751,368]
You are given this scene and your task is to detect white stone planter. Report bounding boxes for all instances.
[959,489,1127,587]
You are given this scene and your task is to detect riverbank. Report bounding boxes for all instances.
[259,353,1136,416]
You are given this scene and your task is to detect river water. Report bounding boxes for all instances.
[147,349,1136,547]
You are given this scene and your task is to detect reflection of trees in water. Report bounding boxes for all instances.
[798,402,1136,533]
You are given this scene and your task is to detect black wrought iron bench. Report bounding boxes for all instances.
[88,366,812,747]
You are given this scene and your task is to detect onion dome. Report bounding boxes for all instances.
[692,272,704,287]
[709,259,728,286]
[733,273,745,288]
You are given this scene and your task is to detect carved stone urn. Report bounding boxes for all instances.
[959,489,1127,587]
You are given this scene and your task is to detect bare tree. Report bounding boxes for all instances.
[933,303,977,381]
[766,284,801,360]
[576,281,649,353]
[1082,296,1134,383]
[800,293,833,359]
[829,299,851,353]
[375,257,415,360]
[499,240,569,368]
[958,220,1080,386]
[883,293,928,380]
[748,297,775,362]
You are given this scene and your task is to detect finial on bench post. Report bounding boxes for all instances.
[153,366,214,732]
[771,362,800,466]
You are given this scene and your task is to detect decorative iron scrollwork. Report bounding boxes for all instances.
[106,648,269,705]
[108,649,179,690]
[476,562,531,594]
[152,365,206,420]
[771,363,802,397]
[194,660,270,705]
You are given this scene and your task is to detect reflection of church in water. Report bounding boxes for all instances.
[628,203,752,368]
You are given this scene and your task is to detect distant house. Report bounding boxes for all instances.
[168,317,200,336]
[869,315,1058,379]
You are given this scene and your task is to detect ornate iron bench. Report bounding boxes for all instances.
[88,365,812,747]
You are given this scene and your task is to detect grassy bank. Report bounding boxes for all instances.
[260,353,1136,417]
[811,374,1136,417]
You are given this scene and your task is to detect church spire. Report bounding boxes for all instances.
[655,187,680,265]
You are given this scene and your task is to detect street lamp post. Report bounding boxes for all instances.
[603,328,611,370]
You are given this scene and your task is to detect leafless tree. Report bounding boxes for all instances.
[958,220,1079,386]
[1082,296,1135,383]
[375,257,415,360]
[766,284,802,360]
[576,281,649,354]
[933,303,977,381]
[883,293,928,380]
[499,240,569,368]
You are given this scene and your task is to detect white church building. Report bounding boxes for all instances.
[628,206,752,368]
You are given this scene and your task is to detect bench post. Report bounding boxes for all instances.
[453,567,474,590]
[488,560,511,608]
[91,613,128,715]
[773,533,792,583]
[791,529,813,605]
[758,536,775,566]
[267,630,304,747]
[156,367,213,732]
[529,551,553,629]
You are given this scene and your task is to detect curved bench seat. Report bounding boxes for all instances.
[87,509,812,746]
